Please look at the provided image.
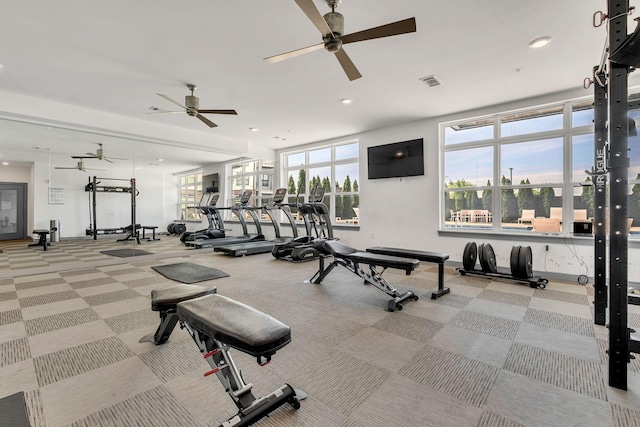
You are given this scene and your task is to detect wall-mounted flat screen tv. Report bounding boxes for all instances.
[367,138,424,179]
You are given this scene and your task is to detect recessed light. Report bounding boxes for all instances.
[135,166,141,170]
[250,127,259,132]
[157,158,164,162]
[341,98,353,104]
[0,64,4,70]
[2,162,9,166]
[529,36,551,48]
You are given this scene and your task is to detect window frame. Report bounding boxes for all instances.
[177,170,203,221]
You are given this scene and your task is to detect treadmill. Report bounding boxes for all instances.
[214,188,298,256]
[185,190,265,249]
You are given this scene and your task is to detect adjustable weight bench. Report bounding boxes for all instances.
[145,286,301,427]
[366,247,450,299]
[311,240,420,311]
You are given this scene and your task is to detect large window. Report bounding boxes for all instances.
[177,170,203,220]
[227,160,274,209]
[282,140,360,224]
[442,98,640,236]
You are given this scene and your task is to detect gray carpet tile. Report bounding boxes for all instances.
[503,342,607,400]
[450,310,521,340]
[0,308,22,325]
[373,312,444,343]
[23,307,101,336]
[67,385,200,427]
[476,289,531,307]
[291,352,391,417]
[612,403,640,427]
[82,289,142,306]
[103,309,158,334]
[448,274,491,288]
[15,277,66,290]
[533,289,589,305]
[429,292,473,309]
[523,308,596,337]
[121,275,168,288]
[398,345,500,407]
[23,389,46,427]
[33,336,135,386]
[67,276,118,290]
[0,277,14,285]
[0,290,17,301]
[586,285,595,296]
[597,338,608,364]
[59,268,102,277]
[0,337,31,367]
[132,260,166,267]
[102,267,145,277]
[477,411,529,427]
[19,290,80,308]
[139,339,209,382]
[630,312,640,329]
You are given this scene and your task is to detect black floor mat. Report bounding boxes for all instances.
[152,262,229,284]
[101,249,154,258]
[0,392,30,427]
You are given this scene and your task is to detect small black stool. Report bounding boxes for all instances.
[142,226,159,241]
[29,229,50,251]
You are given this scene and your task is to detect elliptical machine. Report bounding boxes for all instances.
[272,186,333,262]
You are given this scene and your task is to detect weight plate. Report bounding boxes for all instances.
[510,245,521,278]
[167,223,175,234]
[174,224,186,235]
[462,242,477,270]
[517,245,533,278]
[477,243,486,271]
[483,243,498,273]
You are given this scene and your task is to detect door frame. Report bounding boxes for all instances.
[0,182,28,241]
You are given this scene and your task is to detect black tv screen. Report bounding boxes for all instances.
[367,138,424,179]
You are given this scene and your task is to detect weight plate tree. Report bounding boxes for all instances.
[462,241,478,271]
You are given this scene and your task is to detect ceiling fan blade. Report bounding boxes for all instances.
[294,0,334,37]
[196,114,218,128]
[103,158,114,164]
[106,156,128,161]
[85,168,106,171]
[264,43,324,63]
[335,49,362,81]
[54,167,77,170]
[198,109,238,115]
[342,17,417,45]
[146,111,186,115]
[157,93,187,110]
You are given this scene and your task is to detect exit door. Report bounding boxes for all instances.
[0,183,27,241]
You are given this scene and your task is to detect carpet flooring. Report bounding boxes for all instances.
[0,234,639,426]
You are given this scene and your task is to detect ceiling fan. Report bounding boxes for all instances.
[84,143,127,163]
[152,84,238,128]
[55,157,105,172]
[264,0,417,81]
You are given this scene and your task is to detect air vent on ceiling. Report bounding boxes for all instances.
[419,75,441,87]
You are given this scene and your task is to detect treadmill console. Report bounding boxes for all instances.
[273,188,287,204]
[240,190,253,205]
[309,187,325,203]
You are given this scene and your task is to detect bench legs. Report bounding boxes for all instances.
[182,321,300,426]
[28,232,49,251]
[431,263,451,300]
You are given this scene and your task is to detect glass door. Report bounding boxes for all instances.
[0,183,27,241]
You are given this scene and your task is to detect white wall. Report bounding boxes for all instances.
[31,161,177,238]
[292,88,640,283]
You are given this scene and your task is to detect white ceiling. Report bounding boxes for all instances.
[0,0,628,173]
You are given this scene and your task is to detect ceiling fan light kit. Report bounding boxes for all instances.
[265,0,416,81]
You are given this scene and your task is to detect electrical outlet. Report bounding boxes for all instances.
[545,245,549,251]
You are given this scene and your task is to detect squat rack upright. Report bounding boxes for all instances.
[86,176,139,243]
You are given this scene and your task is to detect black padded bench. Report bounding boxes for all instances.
[366,247,450,299]
[145,287,301,426]
[312,240,420,311]
[142,226,159,241]
[29,229,50,251]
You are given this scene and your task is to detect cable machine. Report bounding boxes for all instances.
[587,0,640,390]
[85,176,140,244]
